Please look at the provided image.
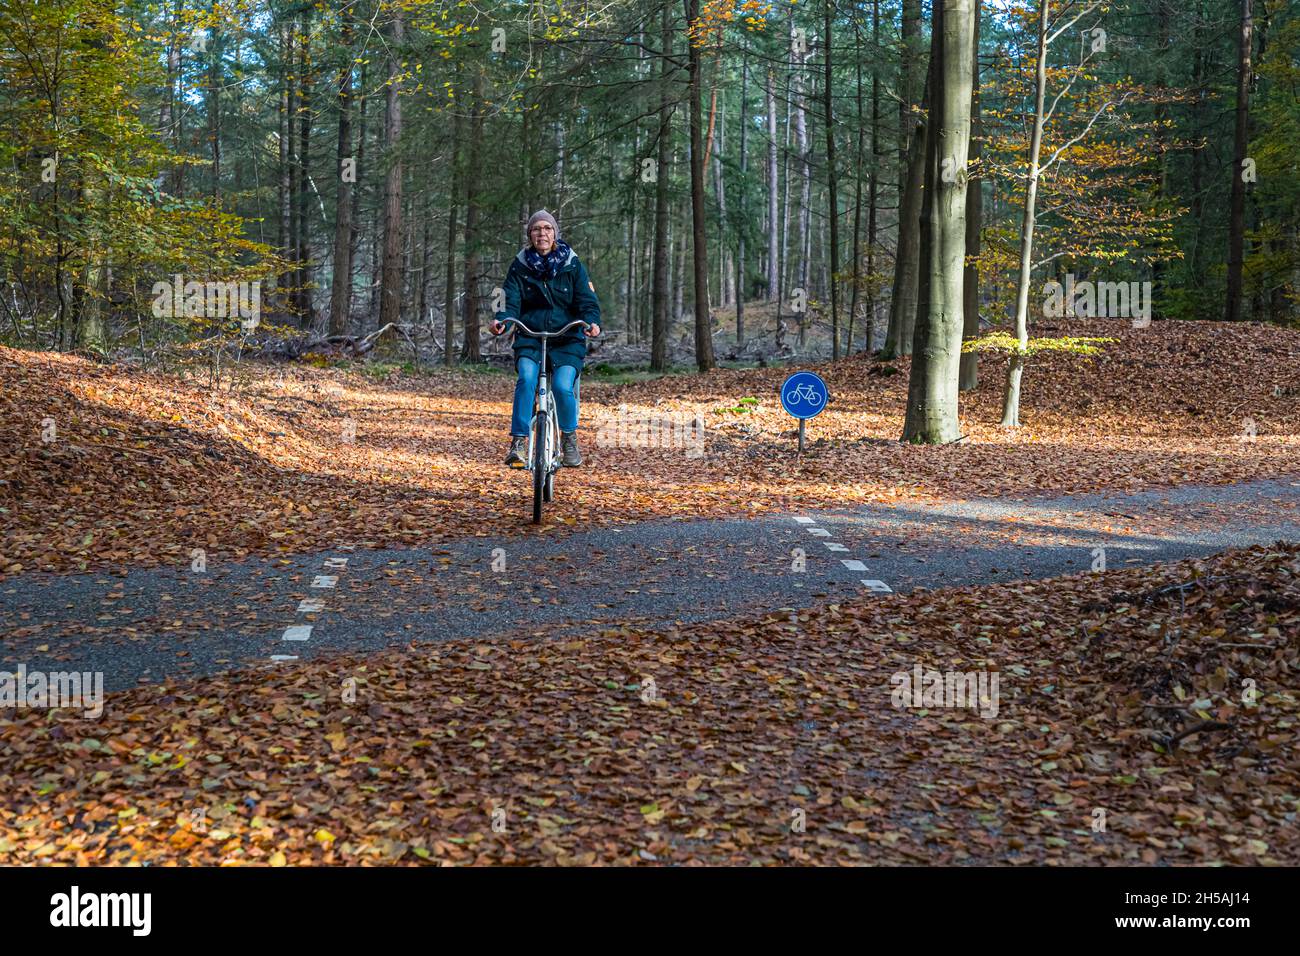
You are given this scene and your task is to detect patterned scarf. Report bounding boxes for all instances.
[523,239,572,280]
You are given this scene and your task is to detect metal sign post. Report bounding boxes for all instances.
[780,371,829,456]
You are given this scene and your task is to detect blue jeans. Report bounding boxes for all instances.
[511,357,579,436]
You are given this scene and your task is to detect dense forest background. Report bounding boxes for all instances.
[1,0,1296,368]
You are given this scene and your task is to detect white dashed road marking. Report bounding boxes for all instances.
[792,514,892,595]
[269,555,350,661]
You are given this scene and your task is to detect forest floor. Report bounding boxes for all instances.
[1,541,1295,865]
[1,317,1297,866]
[1,317,1297,576]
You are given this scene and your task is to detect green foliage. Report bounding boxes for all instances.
[0,0,286,352]
[714,396,761,415]
[962,332,1116,357]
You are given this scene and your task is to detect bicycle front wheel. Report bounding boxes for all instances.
[532,426,546,523]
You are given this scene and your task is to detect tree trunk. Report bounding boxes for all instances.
[1000,0,1048,428]
[765,68,780,303]
[280,21,294,319]
[883,0,925,359]
[778,65,793,349]
[625,197,639,342]
[378,6,404,333]
[208,1,221,200]
[899,0,922,191]
[959,2,982,391]
[673,191,687,330]
[736,39,748,347]
[848,7,865,355]
[296,9,315,328]
[864,0,881,352]
[349,58,368,335]
[460,69,486,362]
[793,42,810,351]
[328,12,355,337]
[443,107,462,366]
[651,1,673,371]
[161,0,182,196]
[884,95,927,359]
[712,89,731,309]
[823,0,841,359]
[1224,0,1252,323]
[685,0,715,371]
[902,0,975,445]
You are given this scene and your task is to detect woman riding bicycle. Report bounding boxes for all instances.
[490,209,601,468]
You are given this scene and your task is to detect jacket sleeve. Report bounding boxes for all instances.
[501,259,522,322]
[572,258,601,326]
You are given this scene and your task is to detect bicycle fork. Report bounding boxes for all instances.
[529,373,555,472]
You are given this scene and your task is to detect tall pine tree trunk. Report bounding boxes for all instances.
[443,107,462,366]
[793,41,810,351]
[765,68,779,303]
[378,6,404,333]
[736,40,748,347]
[282,21,297,321]
[848,8,865,355]
[685,0,715,371]
[328,12,355,337]
[460,70,485,362]
[296,10,315,328]
[823,0,840,359]
[865,0,881,352]
[959,2,982,391]
[651,1,673,372]
[1224,0,1252,322]
[208,2,221,201]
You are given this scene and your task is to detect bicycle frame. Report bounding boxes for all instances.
[527,334,562,475]
[494,316,590,522]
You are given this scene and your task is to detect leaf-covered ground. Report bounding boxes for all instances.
[2,318,1298,576]
[1,542,1295,865]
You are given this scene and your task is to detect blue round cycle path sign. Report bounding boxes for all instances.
[779,371,829,420]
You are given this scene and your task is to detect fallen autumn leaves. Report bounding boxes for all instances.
[1,542,1295,866]
[2,317,1298,577]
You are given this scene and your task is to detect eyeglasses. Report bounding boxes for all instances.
[530,224,554,233]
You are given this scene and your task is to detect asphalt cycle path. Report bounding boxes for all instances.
[2,476,1297,693]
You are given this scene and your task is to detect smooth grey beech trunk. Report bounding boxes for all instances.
[902,0,975,445]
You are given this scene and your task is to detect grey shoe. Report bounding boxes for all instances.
[505,435,528,468]
[561,431,582,467]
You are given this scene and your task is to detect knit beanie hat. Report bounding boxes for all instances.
[525,209,560,243]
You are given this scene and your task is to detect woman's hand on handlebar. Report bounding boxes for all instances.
[490,318,508,336]
[585,323,601,338]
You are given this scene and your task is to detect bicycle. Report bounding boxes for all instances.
[492,316,591,523]
[783,382,824,408]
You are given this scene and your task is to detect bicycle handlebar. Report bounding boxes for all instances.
[493,317,591,339]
